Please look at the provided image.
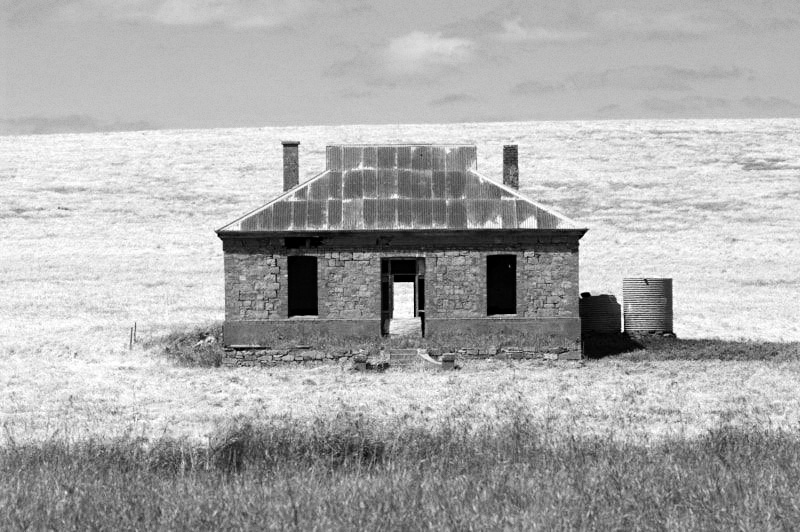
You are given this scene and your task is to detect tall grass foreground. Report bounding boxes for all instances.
[2,405,799,531]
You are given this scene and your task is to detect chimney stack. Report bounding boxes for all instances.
[282,140,300,191]
[503,144,519,189]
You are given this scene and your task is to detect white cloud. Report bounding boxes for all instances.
[384,31,474,75]
[594,9,730,39]
[512,65,744,95]
[495,18,588,43]
[49,0,357,28]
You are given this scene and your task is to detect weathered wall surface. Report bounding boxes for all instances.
[319,251,381,319]
[222,232,581,346]
[224,240,286,321]
[519,243,579,318]
[424,243,579,320]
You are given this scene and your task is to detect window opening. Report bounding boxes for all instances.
[288,256,318,316]
[487,255,516,315]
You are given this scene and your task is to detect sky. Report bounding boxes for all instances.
[3,0,800,133]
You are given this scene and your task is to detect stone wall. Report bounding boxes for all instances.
[425,245,579,320]
[222,231,581,346]
[222,344,581,368]
[426,251,482,318]
[519,243,579,318]
[224,240,286,320]
[319,251,381,319]
[223,347,360,367]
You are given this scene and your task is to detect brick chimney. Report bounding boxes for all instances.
[503,144,519,189]
[282,140,300,191]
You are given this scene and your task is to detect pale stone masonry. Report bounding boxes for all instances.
[222,232,581,344]
[217,143,588,353]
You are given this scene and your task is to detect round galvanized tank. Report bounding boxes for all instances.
[623,278,673,333]
[579,294,621,334]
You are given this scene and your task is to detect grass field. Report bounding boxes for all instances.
[4,415,800,530]
[1,119,799,529]
[1,119,799,351]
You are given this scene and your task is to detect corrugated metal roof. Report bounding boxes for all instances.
[218,144,581,233]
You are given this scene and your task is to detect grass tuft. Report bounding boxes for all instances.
[613,336,800,361]
[144,324,225,367]
[3,410,800,530]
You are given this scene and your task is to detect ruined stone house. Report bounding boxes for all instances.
[216,142,587,349]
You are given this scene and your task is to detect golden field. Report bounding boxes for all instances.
[1,119,799,445]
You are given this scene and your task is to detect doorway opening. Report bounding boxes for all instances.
[381,258,425,337]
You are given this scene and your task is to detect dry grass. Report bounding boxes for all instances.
[3,340,800,445]
[1,119,799,449]
[5,417,800,530]
[1,119,799,352]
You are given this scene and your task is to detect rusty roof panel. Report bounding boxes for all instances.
[364,198,377,229]
[412,146,432,172]
[363,168,377,198]
[412,169,432,199]
[536,209,560,230]
[447,201,467,229]
[218,144,581,233]
[431,199,447,227]
[484,179,503,200]
[515,200,538,229]
[342,199,362,230]
[258,208,273,230]
[377,146,395,169]
[293,186,307,201]
[326,146,343,171]
[272,201,292,230]
[446,171,466,199]
[397,146,412,170]
[501,199,517,229]
[363,146,377,169]
[397,198,414,228]
[328,171,342,200]
[307,200,326,228]
[398,169,413,198]
[466,200,500,228]
[377,166,397,197]
[343,169,363,199]
[446,146,477,171]
[343,146,362,173]
[431,170,446,198]
[308,178,328,201]
[432,146,446,172]
[292,201,307,229]
[464,173,483,199]
[327,199,342,226]
[376,198,396,227]
[413,199,433,227]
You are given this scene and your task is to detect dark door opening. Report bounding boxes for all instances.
[381,258,425,336]
[487,255,516,315]
[288,256,318,316]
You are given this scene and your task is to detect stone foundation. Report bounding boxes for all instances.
[224,319,380,346]
[222,347,361,367]
[222,344,581,367]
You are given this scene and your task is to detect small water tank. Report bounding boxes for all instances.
[623,278,673,333]
[579,293,621,334]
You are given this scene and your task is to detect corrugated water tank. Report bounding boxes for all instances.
[623,278,673,333]
[579,293,621,334]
